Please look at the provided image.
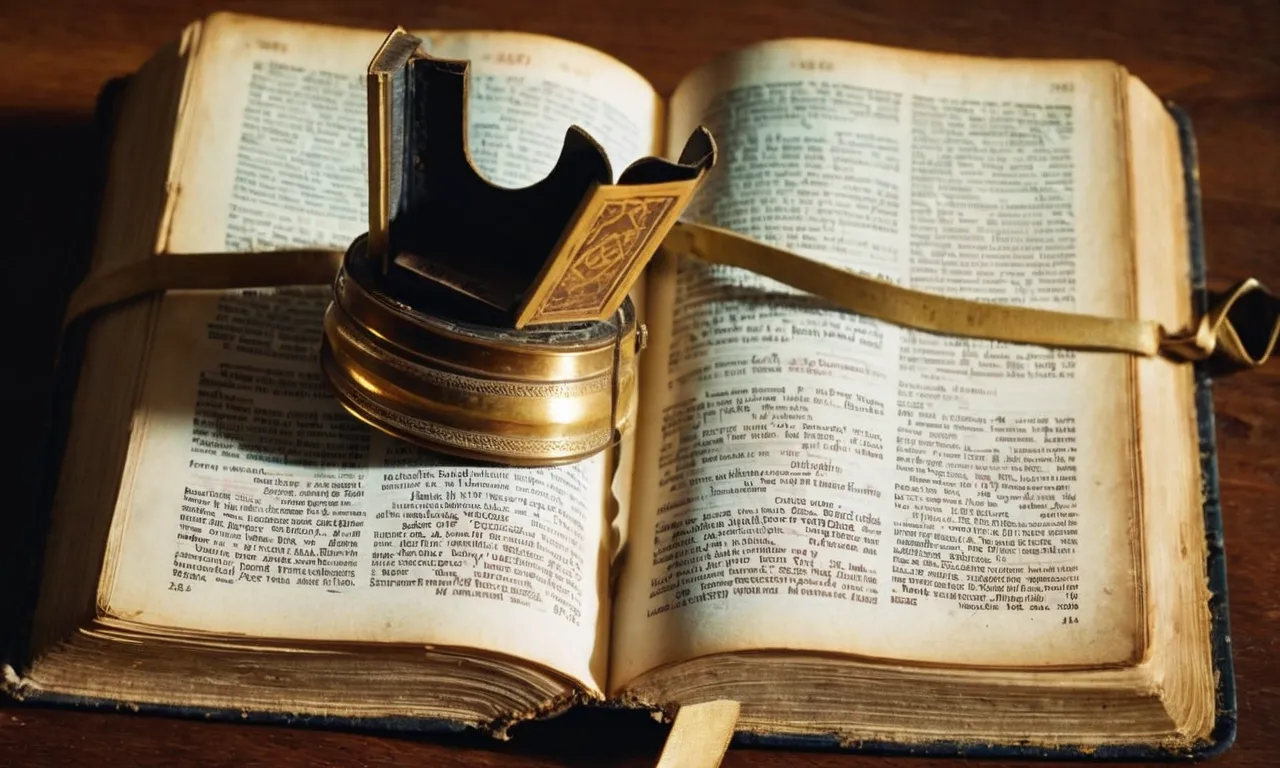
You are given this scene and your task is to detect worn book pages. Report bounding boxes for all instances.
[13,9,1221,750]
[1123,74,1215,739]
[612,39,1144,688]
[96,13,661,695]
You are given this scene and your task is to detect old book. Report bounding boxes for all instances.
[4,11,1234,759]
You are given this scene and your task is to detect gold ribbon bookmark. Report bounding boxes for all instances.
[61,221,1280,373]
[61,249,345,331]
[663,222,1280,370]
[656,700,741,768]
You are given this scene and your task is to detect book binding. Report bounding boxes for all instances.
[1,80,1236,761]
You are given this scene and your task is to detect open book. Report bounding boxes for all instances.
[5,11,1233,758]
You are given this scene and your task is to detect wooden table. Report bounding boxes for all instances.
[2,0,1277,765]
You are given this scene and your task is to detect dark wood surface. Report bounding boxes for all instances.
[2,0,1277,765]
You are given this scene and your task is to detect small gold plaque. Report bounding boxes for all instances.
[514,183,697,328]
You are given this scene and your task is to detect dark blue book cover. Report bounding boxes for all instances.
[2,76,1236,761]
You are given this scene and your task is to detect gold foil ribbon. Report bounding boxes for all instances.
[62,222,1279,371]
[61,248,344,330]
[656,700,741,768]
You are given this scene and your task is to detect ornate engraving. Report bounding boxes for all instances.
[537,195,678,320]
[334,317,612,398]
[329,366,613,459]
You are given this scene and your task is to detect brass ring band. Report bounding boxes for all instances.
[321,235,643,466]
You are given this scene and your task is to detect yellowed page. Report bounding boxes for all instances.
[98,12,660,695]
[613,39,1143,690]
[1125,75,1214,739]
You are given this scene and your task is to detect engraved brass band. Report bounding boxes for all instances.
[319,234,642,466]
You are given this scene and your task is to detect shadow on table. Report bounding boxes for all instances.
[0,98,114,668]
[342,706,672,766]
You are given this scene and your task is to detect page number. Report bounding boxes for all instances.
[1050,82,1075,93]
[794,59,834,71]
